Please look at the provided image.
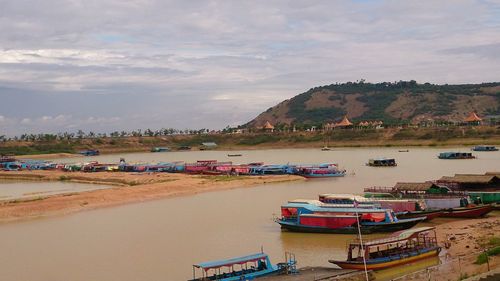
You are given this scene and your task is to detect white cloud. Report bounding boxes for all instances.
[0,0,500,135]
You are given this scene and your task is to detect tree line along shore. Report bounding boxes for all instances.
[0,126,499,156]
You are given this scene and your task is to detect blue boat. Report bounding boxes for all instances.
[438,152,475,159]
[296,167,346,178]
[189,252,296,281]
[79,150,100,156]
[249,164,289,175]
[151,147,170,152]
[472,145,498,152]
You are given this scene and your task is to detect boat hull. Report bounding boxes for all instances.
[441,205,493,218]
[329,248,440,270]
[396,210,443,221]
[300,173,345,178]
[277,217,424,234]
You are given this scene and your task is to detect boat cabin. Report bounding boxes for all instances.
[367,158,396,167]
[189,252,279,281]
[438,152,475,159]
[472,145,498,151]
[330,227,440,270]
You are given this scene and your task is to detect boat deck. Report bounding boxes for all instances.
[259,267,372,280]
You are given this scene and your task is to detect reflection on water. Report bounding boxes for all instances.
[0,148,498,280]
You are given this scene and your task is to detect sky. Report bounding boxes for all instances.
[1,0,500,136]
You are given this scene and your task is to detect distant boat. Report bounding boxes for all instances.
[79,150,100,156]
[177,146,192,151]
[367,158,397,167]
[151,147,170,152]
[321,146,331,151]
[296,167,346,178]
[189,252,297,281]
[227,154,242,157]
[472,145,498,152]
[438,152,475,159]
[329,227,441,270]
[398,149,409,152]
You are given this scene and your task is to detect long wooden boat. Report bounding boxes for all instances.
[441,205,493,218]
[297,167,346,178]
[189,252,296,281]
[396,209,443,221]
[329,227,441,270]
[276,201,424,234]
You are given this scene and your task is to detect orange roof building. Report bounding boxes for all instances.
[262,121,275,132]
[334,116,353,127]
[464,112,482,122]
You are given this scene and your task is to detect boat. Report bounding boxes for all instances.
[321,146,331,151]
[395,209,443,221]
[276,201,425,234]
[227,154,242,157]
[177,146,192,151]
[398,149,409,152]
[319,194,419,213]
[189,252,297,281]
[79,149,100,156]
[296,167,346,178]
[151,147,170,152]
[438,152,475,159]
[440,205,493,218]
[367,158,397,167]
[329,227,441,270]
[469,191,500,204]
[472,145,498,152]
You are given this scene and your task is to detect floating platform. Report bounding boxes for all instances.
[259,267,373,280]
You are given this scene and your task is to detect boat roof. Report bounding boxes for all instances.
[352,227,436,247]
[283,202,388,213]
[319,194,369,202]
[194,253,268,270]
[369,157,395,161]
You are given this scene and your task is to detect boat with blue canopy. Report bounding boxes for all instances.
[189,252,296,281]
[472,145,498,152]
[438,152,475,159]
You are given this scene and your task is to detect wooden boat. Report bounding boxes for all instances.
[398,149,409,152]
[441,205,493,218]
[438,152,475,159]
[177,146,192,151]
[329,227,441,270]
[321,146,331,151]
[276,201,425,234]
[472,145,498,152]
[396,210,443,221]
[227,154,242,157]
[297,167,346,178]
[189,252,296,281]
[367,158,397,167]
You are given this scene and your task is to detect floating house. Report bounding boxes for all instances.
[393,182,450,194]
[437,174,500,191]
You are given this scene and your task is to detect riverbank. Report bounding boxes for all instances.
[0,170,303,223]
[1,126,499,156]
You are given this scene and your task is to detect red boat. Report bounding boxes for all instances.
[396,209,443,221]
[441,205,493,218]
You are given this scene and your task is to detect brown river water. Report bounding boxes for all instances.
[0,147,498,280]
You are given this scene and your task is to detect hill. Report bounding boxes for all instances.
[247,81,500,127]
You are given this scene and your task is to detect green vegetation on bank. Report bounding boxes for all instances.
[475,237,500,264]
[1,126,499,156]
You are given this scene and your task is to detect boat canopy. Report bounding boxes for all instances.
[351,226,436,247]
[193,253,268,270]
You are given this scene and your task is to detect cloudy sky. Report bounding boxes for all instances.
[1,0,500,136]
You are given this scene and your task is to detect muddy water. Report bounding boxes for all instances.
[0,148,498,281]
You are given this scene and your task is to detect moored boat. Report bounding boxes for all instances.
[189,252,296,281]
[151,147,170,152]
[277,201,424,234]
[329,227,441,270]
[396,209,443,221]
[296,167,346,178]
[472,145,498,152]
[227,154,242,157]
[367,158,397,167]
[79,149,100,156]
[438,152,475,159]
[441,205,493,218]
